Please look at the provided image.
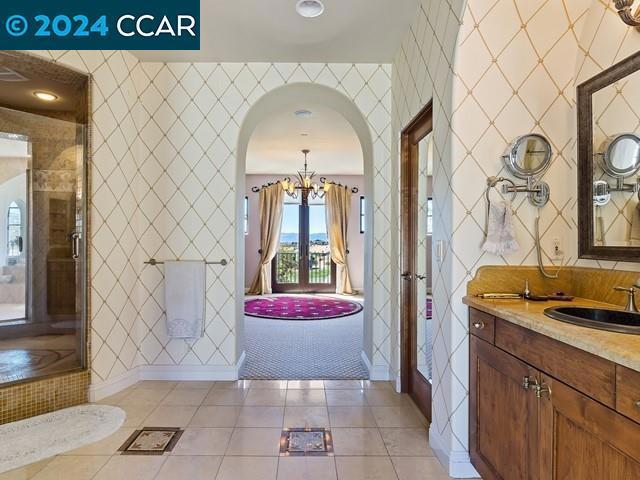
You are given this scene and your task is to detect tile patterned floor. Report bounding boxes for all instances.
[0,380,464,480]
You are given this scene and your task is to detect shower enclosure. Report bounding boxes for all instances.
[0,52,88,385]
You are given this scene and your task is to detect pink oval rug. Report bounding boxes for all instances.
[245,296,363,320]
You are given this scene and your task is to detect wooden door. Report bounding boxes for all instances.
[400,102,433,420]
[539,375,640,480]
[469,336,540,480]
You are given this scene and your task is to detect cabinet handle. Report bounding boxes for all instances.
[634,400,640,409]
[536,382,552,399]
[472,321,485,330]
[522,376,533,390]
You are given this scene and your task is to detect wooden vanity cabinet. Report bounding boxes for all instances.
[469,307,640,480]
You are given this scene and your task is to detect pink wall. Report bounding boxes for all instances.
[245,174,365,291]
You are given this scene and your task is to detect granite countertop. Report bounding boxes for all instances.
[463,296,640,373]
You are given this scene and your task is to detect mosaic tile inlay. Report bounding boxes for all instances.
[280,428,333,457]
[118,427,183,455]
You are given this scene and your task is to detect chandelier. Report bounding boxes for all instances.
[251,149,359,199]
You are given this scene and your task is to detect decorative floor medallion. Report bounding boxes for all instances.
[118,427,183,455]
[280,428,333,456]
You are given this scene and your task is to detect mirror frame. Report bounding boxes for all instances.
[578,50,640,262]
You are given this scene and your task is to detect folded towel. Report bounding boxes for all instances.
[631,203,640,245]
[482,200,519,256]
[164,261,205,339]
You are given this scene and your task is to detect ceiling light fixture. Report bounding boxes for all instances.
[296,0,325,18]
[33,91,58,102]
[294,109,313,118]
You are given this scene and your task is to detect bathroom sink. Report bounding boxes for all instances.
[544,307,640,335]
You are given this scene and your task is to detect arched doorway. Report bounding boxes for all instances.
[235,83,375,379]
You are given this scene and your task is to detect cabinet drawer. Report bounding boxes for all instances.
[617,365,640,424]
[469,308,495,344]
[495,319,616,407]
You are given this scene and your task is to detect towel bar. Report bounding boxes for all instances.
[144,258,228,266]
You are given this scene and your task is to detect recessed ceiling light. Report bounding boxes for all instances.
[296,0,325,18]
[294,109,313,118]
[34,91,58,102]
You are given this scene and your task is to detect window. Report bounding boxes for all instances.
[427,197,433,235]
[359,196,365,234]
[244,196,249,235]
[7,201,22,257]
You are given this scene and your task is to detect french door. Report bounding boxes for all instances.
[272,194,336,293]
[400,102,433,421]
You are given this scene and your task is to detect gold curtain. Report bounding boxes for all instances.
[325,185,354,294]
[248,184,284,295]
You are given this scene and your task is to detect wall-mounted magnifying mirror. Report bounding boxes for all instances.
[503,133,553,179]
[501,133,552,207]
[599,133,640,178]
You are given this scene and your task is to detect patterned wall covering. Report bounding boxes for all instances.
[393,0,640,475]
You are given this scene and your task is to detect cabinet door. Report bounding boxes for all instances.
[540,375,640,479]
[470,336,540,480]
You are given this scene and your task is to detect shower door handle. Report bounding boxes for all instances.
[71,232,80,260]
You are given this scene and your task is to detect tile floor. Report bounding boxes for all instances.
[0,380,460,480]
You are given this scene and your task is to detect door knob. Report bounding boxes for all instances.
[401,273,413,281]
[416,274,427,280]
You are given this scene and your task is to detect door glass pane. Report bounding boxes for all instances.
[308,203,330,284]
[276,203,300,284]
[416,132,433,382]
[0,107,85,384]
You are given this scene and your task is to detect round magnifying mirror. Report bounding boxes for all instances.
[600,133,640,179]
[503,134,553,180]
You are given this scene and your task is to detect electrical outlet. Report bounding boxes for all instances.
[552,237,563,260]
[436,240,445,263]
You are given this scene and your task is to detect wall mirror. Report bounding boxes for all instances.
[0,52,89,386]
[578,51,640,261]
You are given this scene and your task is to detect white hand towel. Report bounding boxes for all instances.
[482,201,519,256]
[164,260,206,339]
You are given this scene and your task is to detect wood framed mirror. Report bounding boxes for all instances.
[578,51,640,262]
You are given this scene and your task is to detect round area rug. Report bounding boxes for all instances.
[245,296,363,320]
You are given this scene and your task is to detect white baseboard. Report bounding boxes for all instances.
[429,429,479,478]
[88,368,141,402]
[362,352,391,381]
[360,350,372,378]
[89,354,246,402]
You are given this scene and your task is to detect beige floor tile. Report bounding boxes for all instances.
[244,389,287,406]
[362,381,395,391]
[236,406,284,428]
[92,456,165,480]
[118,387,171,406]
[189,405,241,427]
[284,406,330,428]
[216,456,278,480]
[335,457,398,480]
[0,458,51,480]
[173,381,215,390]
[285,389,326,406]
[156,455,222,480]
[286,380,324,389]
[391,457,451,480]
[136,380,178,390]
[161,388,209,406]
[203,388,248,405]
[118,403,156,427]
[226,428,282,456]
[370,407,425,428]
[211,380,252,390]
[364,390,408,406]
[328,406,376,427]
[249,380,287,389]
[277,457,337,480]
[324,380,365,390]
[30,456,109,480]
[143,405,197,427]
[95,386,136,405]
[326,389,367,406]
[331,428,388,456]
[171,428,233,455]
[63,427,136,456]
[379,429,432,456]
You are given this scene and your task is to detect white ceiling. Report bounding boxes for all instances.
[246,102,363,175]
[132,0,416,63]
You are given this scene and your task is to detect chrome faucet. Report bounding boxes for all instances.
[614,285,639,313]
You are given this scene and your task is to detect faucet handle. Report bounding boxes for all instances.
[614,286,639,312]
[614,286,636,293]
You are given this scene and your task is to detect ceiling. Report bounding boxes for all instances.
[246,102,363,175]
[132,0,416,63]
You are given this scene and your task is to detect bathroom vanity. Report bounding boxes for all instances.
[464,296,640,480]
